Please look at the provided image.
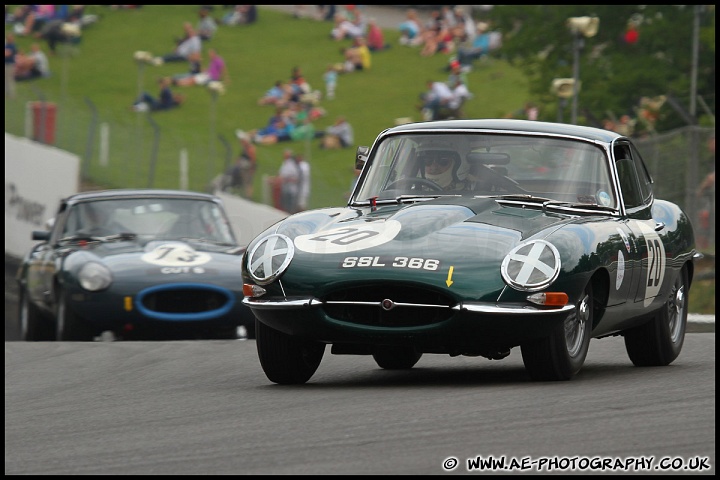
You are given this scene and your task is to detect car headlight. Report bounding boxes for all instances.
[501,240,561,292]
[246,234,295,285]
[78,262,113,291]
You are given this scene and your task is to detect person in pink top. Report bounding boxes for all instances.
[175,48,228,87]
[366,18,390,52]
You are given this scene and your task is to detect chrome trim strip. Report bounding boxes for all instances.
[243,297,575,316]
[456,302,576,315]
[242,297,322,308]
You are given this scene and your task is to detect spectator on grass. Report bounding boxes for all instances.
[340,36,371,73]
[14,43,50,81]
[5,33,18,99]
[456,23,502,71]
[34,18,80,54]
[161,22,201,63]
[451,7,476,44]
[323,64,338,100]
[295,153,311,211]
[278,149,301,213]
[398,9,423,46]
[366,18,390,52]
[196,7,218,41]
[289,66,311,102]
[419,17,455,57]
[419,79,454,121]
[174,48,227,87]
[258,80,291,106]
[132,76,185,112]
[171,51,202,84]
[317,116,354,149]
[224,130,258,198]
[330,12,364,41]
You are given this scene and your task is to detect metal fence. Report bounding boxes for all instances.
[4,89,716,251]
[5,89,236,194]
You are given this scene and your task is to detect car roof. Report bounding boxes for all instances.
[63,189,220,205]
[383,119,623,144]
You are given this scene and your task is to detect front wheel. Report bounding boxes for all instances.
[521,282,594,381]
[19,289,52,341]
[255,318,325,384]
[623,266,688,366]
[56,289,93,341]
[372,346,422,369]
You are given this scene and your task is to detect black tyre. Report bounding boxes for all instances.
[19,289,52,341]
[244,320,256,340]
[372,346,422,369]
[521,282,594,381]
[255,318,325,384]
[55,290,93,341]
[623,266,688,366]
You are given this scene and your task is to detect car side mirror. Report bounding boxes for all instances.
[356,146,369,170]
[32,230,51,241]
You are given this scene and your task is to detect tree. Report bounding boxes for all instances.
[488,5,715,133]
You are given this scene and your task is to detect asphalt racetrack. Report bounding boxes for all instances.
[5,333,715,475]
[4,252,716,475]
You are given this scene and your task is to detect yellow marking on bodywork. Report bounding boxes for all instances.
[124,296,133,312]
[446,266,454,287]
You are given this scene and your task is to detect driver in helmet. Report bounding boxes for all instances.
[422,150,467,190]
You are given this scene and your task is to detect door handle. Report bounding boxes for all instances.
[654,222,665,232]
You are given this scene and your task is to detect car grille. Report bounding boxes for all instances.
[323,285,455,328]
[140,287,229,314]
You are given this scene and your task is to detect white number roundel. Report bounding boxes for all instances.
[141,242,211,267]
[294,220,402,254]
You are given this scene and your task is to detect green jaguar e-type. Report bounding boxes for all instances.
[242,119,700,384]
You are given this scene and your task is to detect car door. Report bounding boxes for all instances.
[614,143,667,310]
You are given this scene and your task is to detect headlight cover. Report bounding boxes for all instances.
[78,261,113,291]
[501,240,561,292]
[246,234,295,285]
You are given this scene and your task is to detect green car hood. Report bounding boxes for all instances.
[263,197,573,301]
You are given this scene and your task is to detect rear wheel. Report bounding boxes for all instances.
[372,346,422,369]
[56,290,93,341]
[255,318,325,384]
[623,266,688,366]
[521,282,593,381]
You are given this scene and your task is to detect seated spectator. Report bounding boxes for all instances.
[456,24,502,70]
[132,76,185,112]
[289,66,311,102]
[11,5,52,36]
[258,80,292,106]
[223,5,257,25]
[252,118,295,145]
[418,79,454,121]
[196,7,218,41]
[340,36,371,73]
[446,60,468,87]
[161,22,201,63]
[14,43,50,81]
[398,9,423,46]
[366,18,391,51]
[174,48,227,87]
[440,78,472,119]
[420,21,455,57]
[34,18,81,54]
[317,116,354,149]
[171,51,202,83]
[450,7,476,44]
[331,12,364,41]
